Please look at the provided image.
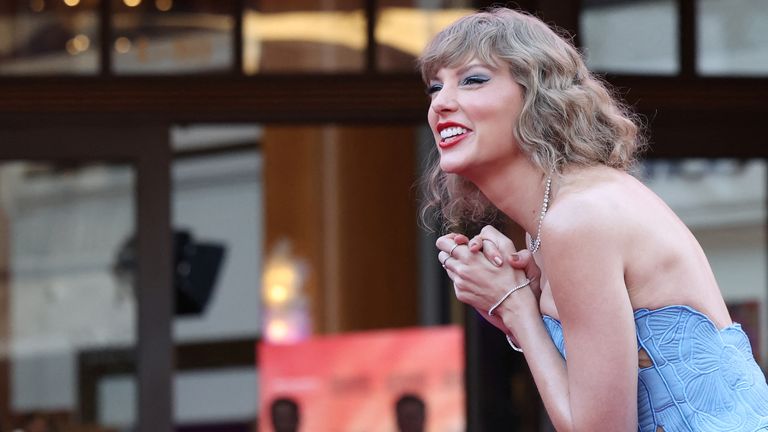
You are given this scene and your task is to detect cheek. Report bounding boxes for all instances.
[427,111,439,133]
[477,104,519,149]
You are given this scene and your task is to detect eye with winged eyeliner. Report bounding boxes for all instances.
[427,74,489,96]
[426,83,443,95]
[461,75,490,85]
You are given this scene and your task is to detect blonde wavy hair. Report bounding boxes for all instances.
[418,7,646,232]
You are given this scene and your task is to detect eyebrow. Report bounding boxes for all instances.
[456,62,495,75]
[429,61,495,82]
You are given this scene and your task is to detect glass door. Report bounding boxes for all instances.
[0,124,173,432]
[0,161,138,431]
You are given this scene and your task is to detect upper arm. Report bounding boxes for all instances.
[541,205,638,431]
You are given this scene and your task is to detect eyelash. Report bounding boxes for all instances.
[426,84,442,95]
[426,75,490,95]
[462,75,489,85]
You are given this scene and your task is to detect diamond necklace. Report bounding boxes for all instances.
[528,174,552,254]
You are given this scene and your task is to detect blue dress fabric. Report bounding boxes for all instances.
[542,305,768,431]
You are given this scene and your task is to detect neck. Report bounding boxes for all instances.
[464,160,550,237]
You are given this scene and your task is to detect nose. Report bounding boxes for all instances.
[430,86,458,114]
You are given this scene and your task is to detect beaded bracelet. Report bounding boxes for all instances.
[506,334,523,352]
[487,279,532,317]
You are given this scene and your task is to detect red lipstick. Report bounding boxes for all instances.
[436,121,472,149]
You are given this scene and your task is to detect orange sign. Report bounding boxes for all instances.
[258,325,464,432]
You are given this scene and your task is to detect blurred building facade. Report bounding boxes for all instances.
[0,0,766,431]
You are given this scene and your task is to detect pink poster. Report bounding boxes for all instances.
[258,325,464,432]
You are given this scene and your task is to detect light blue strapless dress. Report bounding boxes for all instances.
[543,305,768,431]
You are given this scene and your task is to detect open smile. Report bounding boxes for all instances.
[437,122,473,148]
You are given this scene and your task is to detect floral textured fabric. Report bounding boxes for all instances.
[542,305,768,431]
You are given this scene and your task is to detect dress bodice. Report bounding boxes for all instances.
[542,305,768,431]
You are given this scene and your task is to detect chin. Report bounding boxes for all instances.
[439,156,469,175]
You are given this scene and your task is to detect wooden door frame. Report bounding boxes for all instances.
[0,121,173,432]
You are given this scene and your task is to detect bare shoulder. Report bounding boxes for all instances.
[541,182,629,248]
[538,172,635,333]
[535,169,651,286]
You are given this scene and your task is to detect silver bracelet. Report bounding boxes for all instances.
[506,334,523,352]
[487,279,531,317]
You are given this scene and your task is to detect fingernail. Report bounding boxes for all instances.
[511,253,520,262]
[493,256,503,266]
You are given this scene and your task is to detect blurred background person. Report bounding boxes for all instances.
[395,393,426,432]
[269,397,299,432]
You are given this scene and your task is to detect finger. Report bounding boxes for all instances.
[509,249,531,269]
[480,225,503,237]
[444,232,461,240]
[469,235,502,265]
[436,233,468,253]
[510,250,540,276]
[439,251,462,273]
[454,234,470,245]
[435,235,457,252]
[508,249,542,295]
[481,238,504,267]
[438,251,451,267]
[479,225,519,252]
[467,235,484,252]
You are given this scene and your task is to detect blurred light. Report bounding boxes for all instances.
[267,284,289,305]
[123,0,141,6]
[65,39,78,55]
[262,239,310,343]
[63,0,80,6]
[29,0,45,12]
[376,8,474,56]
[155,0,172,12]
[263,261,298,306]
[267,319,291,342]
[72,34,90,51]
[114,37,132,54]
[65,34,90,55]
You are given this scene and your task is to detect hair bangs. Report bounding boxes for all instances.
[418,13,503,83]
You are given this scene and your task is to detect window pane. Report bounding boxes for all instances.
[170,124,262,429]
[697,0,768,76]
[112,0,234,75]
[580,0,679,75]
[375,1,474,72]
[1,161,137,430]
[642,159,767,364]
[171,126,262,343]
[243,0,365,74]
[0,0,99,75]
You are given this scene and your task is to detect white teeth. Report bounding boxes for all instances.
[440,127,468,140]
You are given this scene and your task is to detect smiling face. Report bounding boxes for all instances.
[427,59,525,178]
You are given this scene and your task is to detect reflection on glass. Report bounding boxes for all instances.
[0,0,99,75]
[0,161,137,430]
[375,0,473,72]
[697,0,768,76]
[580,0,678,74]
[170,124,262,428]
[112,0,234,74]
[243,0,365,74]
[642,159,767,364]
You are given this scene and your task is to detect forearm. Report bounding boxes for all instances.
[498,304,574,431]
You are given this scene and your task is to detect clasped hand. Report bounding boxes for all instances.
[436,225,542,333]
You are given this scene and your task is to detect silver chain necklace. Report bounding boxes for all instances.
[528,174,552,254]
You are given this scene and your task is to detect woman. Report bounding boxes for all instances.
[422,8,768,432]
